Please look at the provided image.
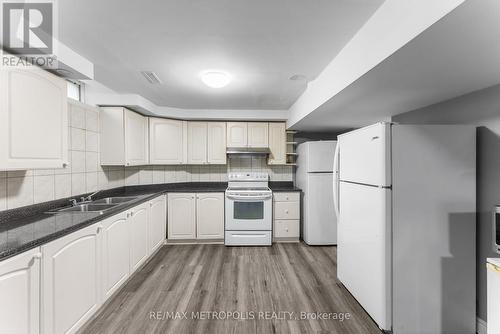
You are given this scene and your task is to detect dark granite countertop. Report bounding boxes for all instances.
[0,181,300,261]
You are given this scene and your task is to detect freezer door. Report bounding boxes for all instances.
[303,173,336,245]
[337,181,392,331]
[338,123,391,186]
[306,141,336,173]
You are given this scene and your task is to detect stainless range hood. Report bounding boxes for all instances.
[226,147,271,155]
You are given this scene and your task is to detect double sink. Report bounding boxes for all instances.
[49,196,139,214]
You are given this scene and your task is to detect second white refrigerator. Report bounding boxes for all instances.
[334,123,477,334]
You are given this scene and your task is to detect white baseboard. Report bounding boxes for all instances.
[477,317,487,334]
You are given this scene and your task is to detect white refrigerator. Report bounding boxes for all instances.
[296,141,337,245]
[334,123,476,334]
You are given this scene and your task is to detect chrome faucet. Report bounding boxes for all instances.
[69,199,78,206]
[81,190,102,202]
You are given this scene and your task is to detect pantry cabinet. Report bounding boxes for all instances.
[149,195,167,253]
[0,248,41,334]
[196,193,225,239]
[168,193,197,239]
[0,66,68,170]
[100,107,149,166]
[101,212,129,300]
[188,122,208,164]
[207,122,227,164]
[248,122,269,148]
[42,223,102,334]
[227,122,248,147]
[149,118,187,164]
[168,192,224,240]
[268,122,286,164]
[129,202,149,272]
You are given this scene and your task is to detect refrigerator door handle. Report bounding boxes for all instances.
[333,143,340,219]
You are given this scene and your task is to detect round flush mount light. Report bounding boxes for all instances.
[200,70,231,88]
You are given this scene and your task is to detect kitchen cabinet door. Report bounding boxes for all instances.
[42,223,101,334]
[168,193,196,239]
[0,66,68,170]
[124,109,149,166]
[149,118,187,164]
[248,122,269,148]
[149,195,166,254]
[187,122,208,164]
[207,122,227,164]
[196,193,224,239]
[268,122,286,164]
[101,212,130,301]
[226,122,247,148]
[129,203,149,272]
[0,248,41,334]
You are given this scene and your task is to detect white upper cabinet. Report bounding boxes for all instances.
[227,122,270,148]
[124,109,149,166]
[187,122,208,164]
[100,107,148,166]
[149,118,187,164]
[0,248,41,334]
[268,122,286,165]
[248,122,269,148]
[196,193,224,239]
[0,66,68,170]
[227,122,248,148]
[207,122,227,164]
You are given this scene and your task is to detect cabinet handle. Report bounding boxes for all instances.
[130,211,134,217]
[285,210,289,214]
[62,162,69,168]
[97,226,103,234]
[33,252,42,260]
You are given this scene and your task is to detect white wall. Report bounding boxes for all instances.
[287,0,465,128]
[392,83,500,323]
[0,101,292,211]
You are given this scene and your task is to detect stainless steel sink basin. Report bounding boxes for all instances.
[55,203,118,213]
[93,196,138,205]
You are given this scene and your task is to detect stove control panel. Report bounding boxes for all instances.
[227,172,269,181]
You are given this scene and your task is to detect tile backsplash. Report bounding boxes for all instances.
[0,102,293,211]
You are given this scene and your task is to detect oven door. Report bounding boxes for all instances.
[225,193,272,231]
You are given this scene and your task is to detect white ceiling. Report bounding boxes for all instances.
[290,0,500,132]
[58,0,383,110]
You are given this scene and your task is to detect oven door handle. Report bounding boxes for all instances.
[226,194,273,201]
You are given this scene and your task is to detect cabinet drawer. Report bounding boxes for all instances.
[274,220,299,238]
[274,201,300,220]
[273,192,299,202]
[225,231,271,246]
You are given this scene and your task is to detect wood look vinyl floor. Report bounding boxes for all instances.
[79,243,383,334]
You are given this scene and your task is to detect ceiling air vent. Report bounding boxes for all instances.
[141,71,162,84]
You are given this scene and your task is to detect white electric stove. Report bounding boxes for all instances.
[225,172,272,246]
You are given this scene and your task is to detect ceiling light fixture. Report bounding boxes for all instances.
[200,70,231,88]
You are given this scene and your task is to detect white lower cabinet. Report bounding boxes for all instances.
[129,203,149,272]
[0,195,168,334]
[168,193,196,239]
[196,193,225,239]
[149,195,167,253]
[168,192,224,240]
[42,223,102,334]
[0,248,41,334]
[101,212,130,300]
[273,192,300,242]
